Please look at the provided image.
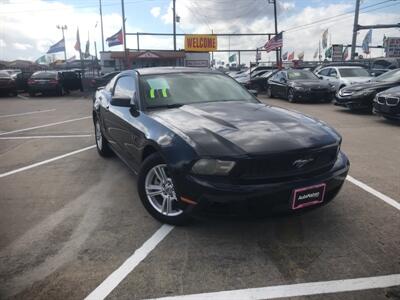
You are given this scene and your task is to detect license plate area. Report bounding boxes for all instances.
[292,183,326,210]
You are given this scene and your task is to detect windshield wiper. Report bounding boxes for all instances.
[147,103,184,109]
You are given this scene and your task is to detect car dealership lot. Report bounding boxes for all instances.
[0,94,399,300]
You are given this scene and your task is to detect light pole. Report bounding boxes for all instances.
[56,24,68,61]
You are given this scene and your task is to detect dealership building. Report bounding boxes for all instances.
[100,50,210,74]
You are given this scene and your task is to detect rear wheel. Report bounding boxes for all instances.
[138,153,191,225]
[287,88,296,103]
[266,86,273,98]
[94,119,113,157]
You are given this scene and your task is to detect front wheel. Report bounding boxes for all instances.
[94,118,113,157]
[287,88,296,103]
[138,153,191,225]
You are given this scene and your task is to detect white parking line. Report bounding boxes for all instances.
[0,145,96,178]
[0,116,91,136]
[0,109,56,118]
[84,224,174,300]
[17,95,29,100]
[145,274,400,300]
[0,134,92,140]
[346,175,400,211]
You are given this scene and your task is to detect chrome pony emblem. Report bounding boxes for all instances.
[293,158,314,168]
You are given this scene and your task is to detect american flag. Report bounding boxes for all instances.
[264,32,283,52]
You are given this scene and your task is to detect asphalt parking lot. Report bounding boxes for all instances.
[0,93,399,300]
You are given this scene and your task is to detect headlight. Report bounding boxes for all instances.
[191,159,236,175]
[329,84,336,91]
[294,86,306,91]
[353,89,374,97]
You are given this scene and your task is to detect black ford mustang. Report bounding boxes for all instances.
[93,67,349,224]
[267,69,336,102]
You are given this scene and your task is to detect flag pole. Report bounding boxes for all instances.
[121,0,127,69]
[99,0,105,52]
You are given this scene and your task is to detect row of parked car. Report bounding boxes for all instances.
[228,64,400,121]
[0,69,88,97]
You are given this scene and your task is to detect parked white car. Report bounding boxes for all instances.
[315,66,371,91]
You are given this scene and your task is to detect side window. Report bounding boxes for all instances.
[105,76,117,93]
[319,68,330,76]
[113,76,135,98]
[329,68,337,77]
[271,72,280,81]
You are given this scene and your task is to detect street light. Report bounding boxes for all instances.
[56,24,68,61]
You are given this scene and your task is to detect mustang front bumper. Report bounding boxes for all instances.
[174,151,350,215]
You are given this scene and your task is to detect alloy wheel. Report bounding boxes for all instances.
[145,164,183,217]
[95,121,102,150]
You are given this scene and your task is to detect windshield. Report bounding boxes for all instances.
[140,73,256,108]
[339,68,370,77]
[32,72,57,79]
[374,69,400,82]
[261,71,273,78]
[287,70,318,80]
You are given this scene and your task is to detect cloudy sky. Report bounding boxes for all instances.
[0,0,399,65]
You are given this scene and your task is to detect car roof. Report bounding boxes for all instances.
[327,66,365,69]
[131,67,219,76]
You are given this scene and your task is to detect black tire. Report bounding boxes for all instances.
[11,90,18,97]
[138,153,191,225]
[57,86,65,96]
[266,86,274,98]
[287,88,296,103]
[94,118,113,157]
[29,91,35,97]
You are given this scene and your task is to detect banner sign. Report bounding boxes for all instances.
[384,37,400,57]
[185,35,217,52]
[332,44,344,61]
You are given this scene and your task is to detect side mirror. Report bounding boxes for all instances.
[248,89,258,97]
[280,77,287,83]
[318,76,323,80]
[110,96,132,107]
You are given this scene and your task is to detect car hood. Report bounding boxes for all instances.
[377,85,400,97]
[148,101,340,157]
[341,80,397,92]
[342,77,371,84]
[290,80,330,88]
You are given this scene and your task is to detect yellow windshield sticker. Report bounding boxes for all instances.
[162,88,167,98]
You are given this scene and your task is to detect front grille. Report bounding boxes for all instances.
[233,146,338,180]
[311,88,329,92]
[377,96,386,104]
[386,97,399,106]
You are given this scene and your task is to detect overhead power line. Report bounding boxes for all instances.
[283,0,399,33]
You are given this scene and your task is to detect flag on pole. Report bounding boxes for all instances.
[313,48,318,59]
[342,46,349,60]
[264,32,283,53]
[362,29,372,54]
[282,51,288,60]
[84,35,90,58]
[35,55,48,64]
[74,28,81,52]
[106,29,124,47]
[325,46,332,58]
[228,53,236,63]
[297,51,304,60]
[46,39,65,54]
[288,51,294,60]
[322,29,329,49]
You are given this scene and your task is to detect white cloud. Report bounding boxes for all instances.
[0,39,6,47]
[150,6,161,18]
[0,0,134,61]
[13,42,33,50]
